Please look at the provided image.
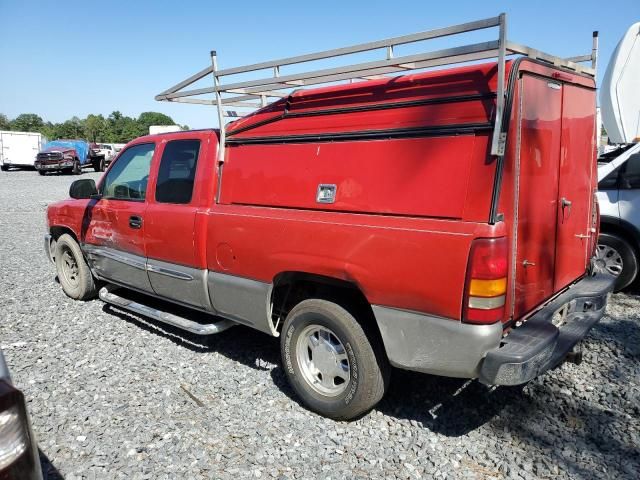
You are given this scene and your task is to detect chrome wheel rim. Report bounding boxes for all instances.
[61,248,80,288]
[596,244,623,276]
[296,324,350,397]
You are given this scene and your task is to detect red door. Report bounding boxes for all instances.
[144,136,209,308]
[513,75,563,318]
[83,142,157,292]
[554,84,596,290]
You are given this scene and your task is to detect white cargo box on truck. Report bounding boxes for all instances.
[0,131,47,170]
[597,22,640,181]
[600,22,640,145]
[149,125,181,135]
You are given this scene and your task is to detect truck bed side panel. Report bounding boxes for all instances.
[205,207,499,320]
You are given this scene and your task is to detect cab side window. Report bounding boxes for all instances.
[155,140,201,204]
[619,153,640,190]
[101,143,155,200]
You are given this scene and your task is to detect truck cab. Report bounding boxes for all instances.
[42,15,615,420]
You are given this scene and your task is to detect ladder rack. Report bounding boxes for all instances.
[156,13,598,157]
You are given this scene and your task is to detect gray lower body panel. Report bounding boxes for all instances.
[83,244,153,293]
[208,272,274,335]
[372,306,503,378]
[146,257,210,309]
[80,243,275,336]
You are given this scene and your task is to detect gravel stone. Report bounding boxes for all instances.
[0,169,639,479]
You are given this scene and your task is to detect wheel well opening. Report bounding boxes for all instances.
[50,226,78,243]
[48,227,80,262]
[599,222,640,256]
[270,272,383,344]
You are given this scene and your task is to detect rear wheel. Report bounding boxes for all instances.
[281,299,389,420]
[596,232,638,291]
[54,234,97,300]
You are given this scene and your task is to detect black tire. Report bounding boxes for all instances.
[93,157,105,172]
[54,234,97,300]
[72,159,82,175]
[597,232,638,292]
[281,299,390,420]
[38,170,46,176]
[0,164,8,171]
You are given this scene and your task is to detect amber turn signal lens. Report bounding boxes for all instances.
[468,277,507,298]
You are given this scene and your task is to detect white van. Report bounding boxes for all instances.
[0,131,47,171]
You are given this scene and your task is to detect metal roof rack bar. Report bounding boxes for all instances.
[156,13,597,162]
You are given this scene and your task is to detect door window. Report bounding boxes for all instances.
[101,143,155,200]
[598,164,621,190]
[155,139,201,204]
[619,153,640,189]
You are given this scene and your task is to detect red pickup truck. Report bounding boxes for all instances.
[43,17,614,419]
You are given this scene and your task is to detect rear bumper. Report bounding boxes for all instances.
[479,272,615,385]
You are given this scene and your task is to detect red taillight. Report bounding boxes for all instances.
[463,237,508,324]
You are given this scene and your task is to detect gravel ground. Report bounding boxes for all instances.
[0,168,639,480]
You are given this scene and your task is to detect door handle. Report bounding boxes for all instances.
[129,215,143,229]
[561,197,572,216]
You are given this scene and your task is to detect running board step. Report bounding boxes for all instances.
[99,285,235,335]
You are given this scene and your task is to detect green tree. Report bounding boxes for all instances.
[10,113,44,132]
[56,116,85,139]
[2,111,186,143]
[84,114,107,142]
[0,113,11,130]
[0,114,10,130]
[137,111,175,129]
[40,122,56,140]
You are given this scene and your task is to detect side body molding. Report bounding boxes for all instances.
[83,243,153,293]
[208,272,276,335]
[146,257,210,309]
[82,243,276,336]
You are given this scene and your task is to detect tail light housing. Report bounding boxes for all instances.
[463,237,508,324]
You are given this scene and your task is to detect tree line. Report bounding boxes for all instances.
[0,112,189,143]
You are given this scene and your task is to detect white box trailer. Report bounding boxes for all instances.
[0,131,47,171]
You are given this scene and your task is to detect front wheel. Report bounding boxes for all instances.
[72,159,82,175]
[0,164,8,171]
[596,232,638,292]
[281,299,389,420]
[54,234,97,300]
[38,170,46,176]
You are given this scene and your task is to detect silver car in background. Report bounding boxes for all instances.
[597,146,640,291]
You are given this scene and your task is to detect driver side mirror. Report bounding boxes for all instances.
[69,179,99,199]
